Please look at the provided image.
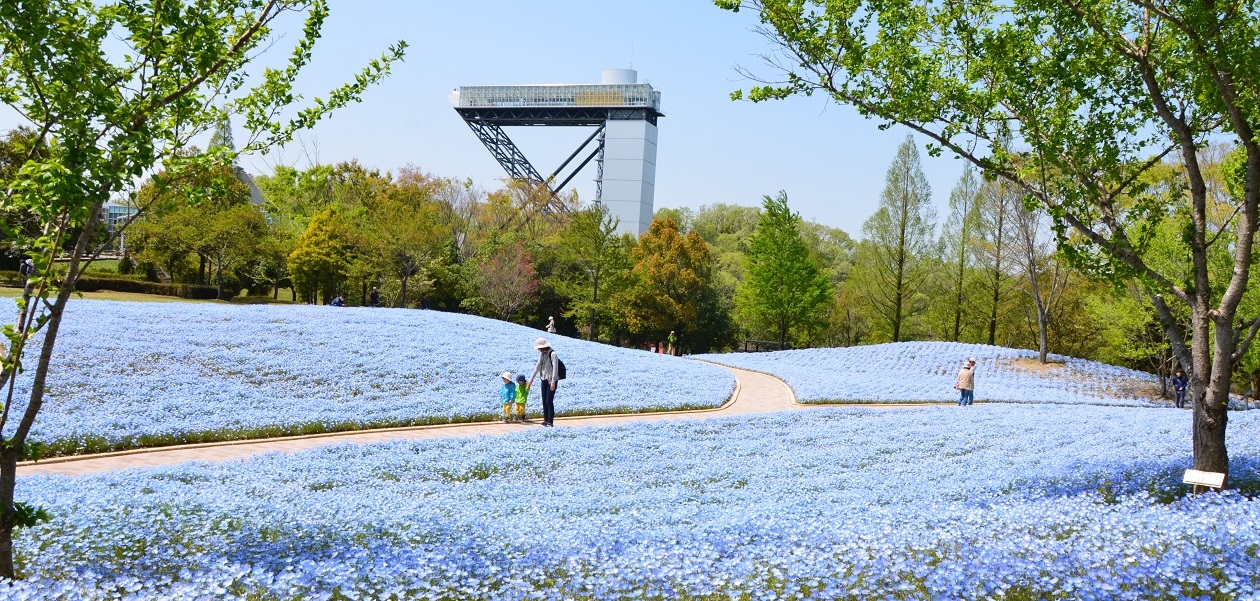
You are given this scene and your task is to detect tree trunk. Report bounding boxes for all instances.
[988,274,999,345]
[0,445,17,578]
[1190,308,1231,483]
[399,276,409,308]
[0,205,102,578]
[214,252,224,300]
[893,253,904,342]
[589,275,599,342]
[953,243,965,342]
[1037,309,1049,364]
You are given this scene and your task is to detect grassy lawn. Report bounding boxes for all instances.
[0,286,203,304]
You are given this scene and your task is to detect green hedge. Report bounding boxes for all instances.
[1,270,219,300]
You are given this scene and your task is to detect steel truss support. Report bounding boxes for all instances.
[461,119,608,214]
[463,121,546,184]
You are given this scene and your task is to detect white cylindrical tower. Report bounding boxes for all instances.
[601,69,637,85]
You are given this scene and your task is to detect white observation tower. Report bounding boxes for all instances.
[451,69,662,236]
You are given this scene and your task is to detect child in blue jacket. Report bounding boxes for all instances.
[499,371,516,422]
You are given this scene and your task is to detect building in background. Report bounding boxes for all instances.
[101,202,138,254]
[451,69,662,236]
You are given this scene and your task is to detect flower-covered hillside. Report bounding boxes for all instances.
[11,300,734,454]
[694,341,1163,406]
[9,405,1260,600]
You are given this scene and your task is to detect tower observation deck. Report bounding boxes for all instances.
[452,69,662,236]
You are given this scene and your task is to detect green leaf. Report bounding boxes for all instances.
[11,502,51,530]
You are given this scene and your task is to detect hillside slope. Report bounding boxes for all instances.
[694,342,1164,406]
[11,300,734,454]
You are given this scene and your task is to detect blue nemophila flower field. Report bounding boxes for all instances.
[8,300,733,455]
[8,404,1260,600]
[693,342,1166,406]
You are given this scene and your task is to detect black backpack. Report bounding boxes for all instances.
[556,357,566,381]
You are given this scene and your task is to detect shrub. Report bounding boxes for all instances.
[2,271,216,300]
[72,276,220,299]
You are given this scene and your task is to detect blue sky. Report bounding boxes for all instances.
[2,0,972,237]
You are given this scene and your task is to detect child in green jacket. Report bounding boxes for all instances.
[514,374,530,421]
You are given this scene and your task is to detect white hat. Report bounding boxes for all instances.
[500,371,513,380]
[534,338,550,349]
[968,357,977,362]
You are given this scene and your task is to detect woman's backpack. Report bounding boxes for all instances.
[556,358,567,381]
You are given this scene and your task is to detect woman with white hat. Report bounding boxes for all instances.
[529,338,560,427]
[954,357,977,406]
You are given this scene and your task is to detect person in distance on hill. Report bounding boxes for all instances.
[499,371,516,423]
[514,374,530,422]
[330,294,345,307]
[369,287,380,307]
[667,330,677,356]
[529,338,560,427]
[1172,369,1189,409]
[954,358,976,406]
[546,316,557,334]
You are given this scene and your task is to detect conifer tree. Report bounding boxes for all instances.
[737,191,832,349]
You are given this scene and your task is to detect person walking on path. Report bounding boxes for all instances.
[546,316,557,334]
[1172,369,1189,409]
[529,338,560,427]
[499,372,516,423]
[954,358,976,406]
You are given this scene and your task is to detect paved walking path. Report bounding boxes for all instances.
[17,364,806,477]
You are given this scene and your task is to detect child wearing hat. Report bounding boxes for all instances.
[499,371,516,422]
[514,374,530,421]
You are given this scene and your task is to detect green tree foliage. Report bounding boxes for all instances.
[737,191,832,349]
[717,0,1260,479]
[972,178,1019,346]
[363,168,447,308]
[0,127,47,267]
[128,156,263,298]
[613,218,732,352]
[256,164,340,237]
[203,203,270,299]
[654,206,695,234]
[0,0,405,576]
[555,203,632,342]
[937,167,981,342]
[1087,285,1176,396]
[848,136,938,342]
[288,206,354,304]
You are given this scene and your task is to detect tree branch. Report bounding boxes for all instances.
[1233,315,1260,364]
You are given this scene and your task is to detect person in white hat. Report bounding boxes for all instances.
[499,371,516,422]
[529,338,561,427]
[954,358,977,406]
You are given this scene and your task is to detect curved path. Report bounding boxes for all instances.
[18,364,806,477]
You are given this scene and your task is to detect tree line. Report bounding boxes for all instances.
[38,127,1252,402]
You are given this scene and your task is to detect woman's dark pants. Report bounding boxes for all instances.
[541,379,556,425]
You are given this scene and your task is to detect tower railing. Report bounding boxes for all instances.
[455,84,661,111]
